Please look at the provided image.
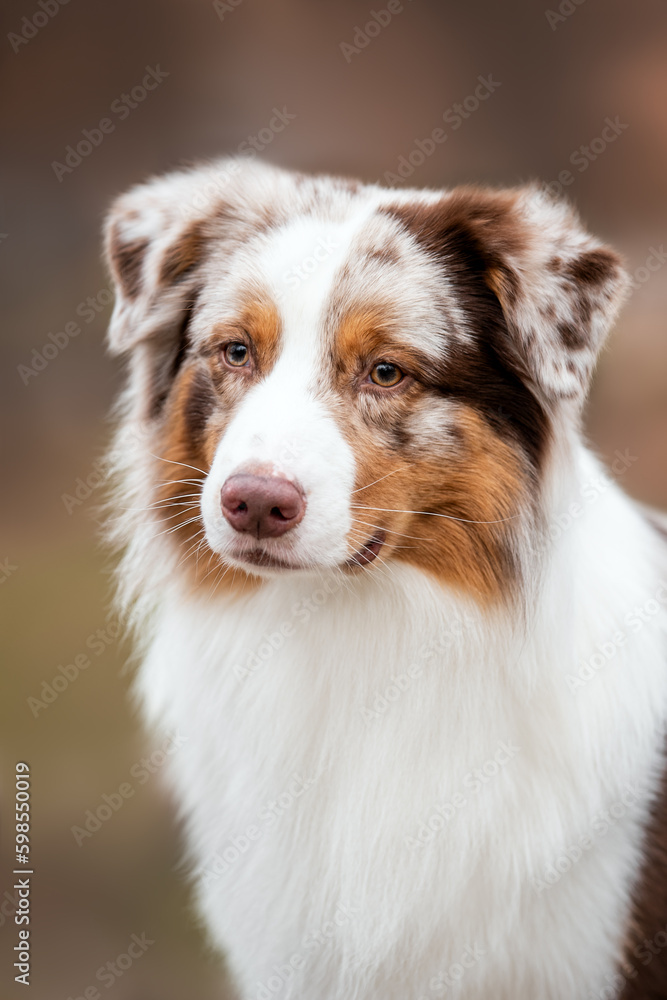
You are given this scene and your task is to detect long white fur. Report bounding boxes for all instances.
[106,160,667,1000]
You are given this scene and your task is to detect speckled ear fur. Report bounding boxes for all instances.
[103,170,217,355]
[388,185,629,403]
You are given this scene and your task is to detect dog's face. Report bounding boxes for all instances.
[106,162,626,603]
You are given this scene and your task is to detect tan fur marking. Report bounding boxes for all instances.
[332,305,527,602]
[209,298,282,375]
[343,406,525,603]
[155,363,258,597]
[334,307,433,385]
[335,308,393,367]
[159,220,208,285]
[239,299,282,371]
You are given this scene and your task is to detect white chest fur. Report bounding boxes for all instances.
[135,477,667,1000]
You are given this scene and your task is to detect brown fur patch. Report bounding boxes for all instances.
[159,219,209,285]
[564,248,620,288]
[486,261,521,311]
[366,242,402,267]
[386,187,527,268]
[109,232,148,299]
[335,309,394,371]
[146,292,201,420]
[384,190,527,321]
[557,321,587,350]
[383,194,549,470]
[329,301,530,601]
[153,362,258,597]
[240,299,282,371]
[207,298,282,377]
[333,307,451,393]
[340,401,526,603]
[619,749,667,997]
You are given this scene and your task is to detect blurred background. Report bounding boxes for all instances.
[1,0,666,996]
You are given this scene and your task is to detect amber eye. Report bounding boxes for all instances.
[224,342,250,367]
[369,362,403,387]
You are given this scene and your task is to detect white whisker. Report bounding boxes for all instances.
[351,466,411,494]
[121,498,201,513]
[148,514,203,540]
[156,478,205,488]
[350,517,433,542]
[149,452,208,477]
[350,504,519,525]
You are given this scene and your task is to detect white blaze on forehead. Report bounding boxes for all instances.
[200,211,382,568]
[219,209,379,464]
[260,208,380,357]
[260,204,469,364]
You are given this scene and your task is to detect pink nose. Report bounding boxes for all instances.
[220,474,306,539]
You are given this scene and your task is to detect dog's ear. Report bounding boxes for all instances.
[103,168,219,356]
[103,160,281,418]
[389,186,629,403]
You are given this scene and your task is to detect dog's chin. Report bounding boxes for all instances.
[214,529,388,578]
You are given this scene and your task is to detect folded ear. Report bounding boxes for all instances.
[390,185,629,403]
[103,167,219,356]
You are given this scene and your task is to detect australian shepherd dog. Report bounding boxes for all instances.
[103,160,667,999]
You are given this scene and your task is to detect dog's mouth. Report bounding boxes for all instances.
[228,530,387,573]
[346,529,386,569]
[230,547,303,571]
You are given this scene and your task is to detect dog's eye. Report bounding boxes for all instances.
[224,342,250,367]
[369,362,403,387]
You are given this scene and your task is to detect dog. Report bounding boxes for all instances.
[103,160,667,999]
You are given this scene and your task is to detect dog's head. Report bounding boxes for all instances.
[105,161,627,604]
